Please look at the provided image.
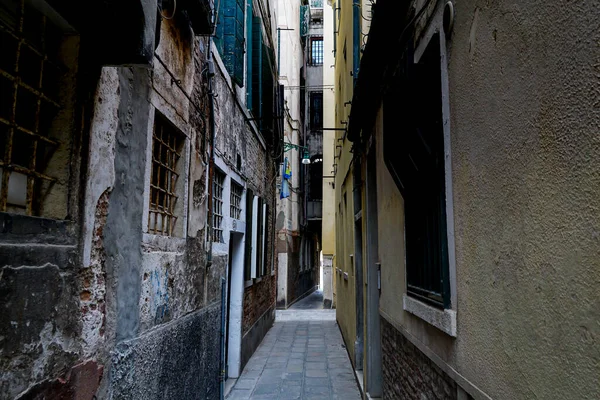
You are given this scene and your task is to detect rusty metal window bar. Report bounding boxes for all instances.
[148,113,185,236]
[212,169,225,243]
[0,0,65,216]
[230,181,242,220]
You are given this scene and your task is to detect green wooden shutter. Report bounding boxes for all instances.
[300,5,309,37]
[221,0,245,87]
[251,16,263,120]
[233,0,245,85]
[246,0,254,106]
[261,43,274,138]
[214,0,225,54]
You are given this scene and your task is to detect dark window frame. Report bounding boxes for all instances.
[0,0,78,218]
[309,91,323,130]
[383,34,451,309]
[309,36,323,65]
[148,112,186,237]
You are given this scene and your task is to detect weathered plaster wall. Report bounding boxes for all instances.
[376,0,600,399]
[211,34,278,370]
[0,216,82,398]
[0,11,218,399]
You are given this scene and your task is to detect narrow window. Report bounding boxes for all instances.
[230,180,242,220]
[310,36,323,65]
[148,112,186,236]
[0,0,79,218]
[309,92,323,130]
[383,34,450,308]
[212,169,225,243]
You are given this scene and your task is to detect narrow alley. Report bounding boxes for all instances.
[1,0,598,399]
[226,291,361,400]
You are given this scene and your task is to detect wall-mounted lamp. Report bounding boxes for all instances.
[284,142,311,165]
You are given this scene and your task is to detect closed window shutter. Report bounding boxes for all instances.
[261,44,274,138]
[214,0,225,54]
[255,197,263,277]
[263,203,269,276]
[233,0,245,86]
[251,16,263,120]
[244,188,254,281]
[221,0,245,87]
[246,0,253,106]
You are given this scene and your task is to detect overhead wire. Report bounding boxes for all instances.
[158,0,177,20]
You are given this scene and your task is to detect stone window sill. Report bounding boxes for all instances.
[244,279,253,288]
[403,294,456,337]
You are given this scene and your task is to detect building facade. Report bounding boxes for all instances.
[330,0,373,388]
[334,0,600,399]
[321,0,336,308]
[275,0,322,309]
[0,0,281,398]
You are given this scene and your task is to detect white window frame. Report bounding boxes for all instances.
[250,195,259,279]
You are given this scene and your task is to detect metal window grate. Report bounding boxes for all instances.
[212,169,225,242]
[310,37,323,65]
[148,113,184,236]
[0,0,64,215]
[230,181,242,220]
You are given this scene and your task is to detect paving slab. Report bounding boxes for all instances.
[226,291,361,400]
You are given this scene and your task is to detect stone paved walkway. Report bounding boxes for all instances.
[227,291,361,400]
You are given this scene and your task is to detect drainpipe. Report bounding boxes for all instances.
[207,4,218,270]
[352,0,360,85]
[207,4,221,398]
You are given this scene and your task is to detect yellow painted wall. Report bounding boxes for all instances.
[331,0,362,366]
[322,0,336,305]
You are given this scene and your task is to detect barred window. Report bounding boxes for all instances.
[148,113,185,236]
[309,37,323,65]
[0,0,78,218]
[212,169,225,243]
[230,181,242,220]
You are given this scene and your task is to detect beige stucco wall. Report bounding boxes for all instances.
[322,0,337,304]
[332,0,361,364]
[377,0,600,399]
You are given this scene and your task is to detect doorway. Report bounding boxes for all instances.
[226,231,245,378]
[366,145,382,397]
[353,162,364,371]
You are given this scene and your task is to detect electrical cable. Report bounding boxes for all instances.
[158,0,176,20]
[153,52,209,124]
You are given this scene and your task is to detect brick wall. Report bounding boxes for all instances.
[211,50,277,338]
[381,317,457,400]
